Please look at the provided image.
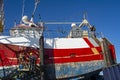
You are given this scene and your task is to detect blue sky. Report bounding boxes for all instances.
[4,0,120,62]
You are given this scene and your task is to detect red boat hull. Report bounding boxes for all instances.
[0,43,40,67]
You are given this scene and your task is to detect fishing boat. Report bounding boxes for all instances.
[43,17,116,79]
[0,0,43,77]
[0,0,116,79]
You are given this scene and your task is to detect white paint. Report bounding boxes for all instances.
[44,38,89,49]
[88,38,99,47]
[0,36,99,49]
[0,36,39,48]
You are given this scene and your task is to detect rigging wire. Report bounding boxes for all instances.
[30,0,40,22]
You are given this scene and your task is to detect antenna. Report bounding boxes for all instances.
[20,0,25,24]
[39,14,42,22]
[83,12,87,20]
[79,12,92,29]
[14,20,17,27]
[30,0,40,22]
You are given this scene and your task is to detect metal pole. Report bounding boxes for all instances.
[39,36,45,80]
[0,0,4,32]
[0,52,6,80]
[101,38,113,67]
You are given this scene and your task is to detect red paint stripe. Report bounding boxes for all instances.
[45,47,102,57]
[109,45,116,60]
[83,38,101,55]
[45,54,103,64]
[44,47,103,64]
[83,38,94,47]
[45,48,95,57]
[0,42,116,65]
[0,58,40,66]
[0,44,40,66]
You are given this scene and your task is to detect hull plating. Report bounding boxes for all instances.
[45,60,104,79]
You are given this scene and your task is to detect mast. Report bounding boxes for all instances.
[30,0,40,22]
[0,0,4,33]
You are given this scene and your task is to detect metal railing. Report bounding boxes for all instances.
[10,27,43,38]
